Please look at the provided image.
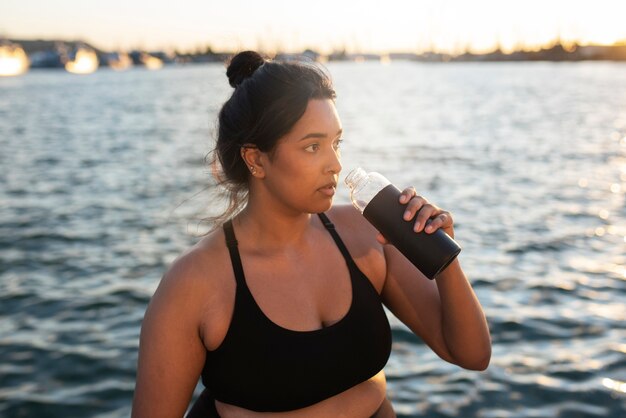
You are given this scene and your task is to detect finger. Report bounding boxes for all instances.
[414,204,440,232]
[424,212,452,233]
[376,232,388,245]
[403,195,428,221]
[399,187,417,204]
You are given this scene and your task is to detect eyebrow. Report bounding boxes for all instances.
[298,129,343,141]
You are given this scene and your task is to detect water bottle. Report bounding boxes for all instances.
[345,167,461,280]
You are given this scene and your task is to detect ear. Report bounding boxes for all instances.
[240,145,266,178]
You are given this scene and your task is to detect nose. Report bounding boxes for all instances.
[326,147,342,175]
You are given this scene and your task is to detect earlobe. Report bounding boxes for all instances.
[240,145,265,178]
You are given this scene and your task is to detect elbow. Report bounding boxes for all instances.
[465,353,491,371]
[450,345,491,371]
[461,347,491,371]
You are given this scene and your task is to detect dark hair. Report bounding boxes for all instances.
[206,50,336,225]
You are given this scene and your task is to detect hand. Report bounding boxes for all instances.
[375,187,455,245]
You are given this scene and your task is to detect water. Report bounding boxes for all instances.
[1,61,625,417]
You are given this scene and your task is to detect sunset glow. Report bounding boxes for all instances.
[65,48,98,74]
[1,0,625,54]
[141,53,164,70]
[0,44,29,76]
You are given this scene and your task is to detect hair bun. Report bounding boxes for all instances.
[226,50,266,88]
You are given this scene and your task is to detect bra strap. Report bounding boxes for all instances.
[317,213,354,263]
[223,220,246,287]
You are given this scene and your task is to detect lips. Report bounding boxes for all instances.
[318,182,337,196]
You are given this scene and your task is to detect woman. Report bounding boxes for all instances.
[132,51,491,418]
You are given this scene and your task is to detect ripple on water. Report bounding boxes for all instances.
[2,63,626,418]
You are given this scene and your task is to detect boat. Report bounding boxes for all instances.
[0,41,29,76]
[65,46,99,74]
[105,52,132,70]
[140,52,163,70]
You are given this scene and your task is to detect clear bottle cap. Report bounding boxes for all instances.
[344,167,368,192]
[345,167,390,213]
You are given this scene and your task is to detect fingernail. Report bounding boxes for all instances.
[426,225,433,233]
[403,210,411,220]
[414,222,421,232]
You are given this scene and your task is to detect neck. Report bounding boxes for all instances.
[234,194,316,250]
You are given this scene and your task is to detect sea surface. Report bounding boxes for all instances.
[1,61,625,417]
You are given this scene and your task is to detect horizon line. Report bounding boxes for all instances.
[4,35,626,57]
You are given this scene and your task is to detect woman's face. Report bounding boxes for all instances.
[260,98,343,215]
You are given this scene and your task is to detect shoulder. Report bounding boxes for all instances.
[170,227,230,282]
[327,204,371,229]
[133,228,233,417]
[163,227,229,289]
[326,203,380,242]
[146,226,234,326]
[325,204,387,291]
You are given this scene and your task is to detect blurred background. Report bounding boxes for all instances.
[1,1,625,417]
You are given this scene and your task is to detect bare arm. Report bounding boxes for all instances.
[380,189,491,370]
[431,258,491,369]
[132,253,209,417]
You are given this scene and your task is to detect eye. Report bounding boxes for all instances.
[333,138,343,150]
[304,143,320,153]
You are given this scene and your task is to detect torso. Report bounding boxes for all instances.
[215,370,389,418]
[191,205,390,417]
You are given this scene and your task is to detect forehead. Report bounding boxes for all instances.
[288,99,341,137]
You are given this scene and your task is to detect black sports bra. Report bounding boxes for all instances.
[198,213,392,412]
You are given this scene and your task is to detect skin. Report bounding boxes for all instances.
[132,99,491,418]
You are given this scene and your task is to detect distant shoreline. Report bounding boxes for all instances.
[5,38,626,69]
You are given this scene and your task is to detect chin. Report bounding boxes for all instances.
[319,199,334,213]
[305,198,334,214]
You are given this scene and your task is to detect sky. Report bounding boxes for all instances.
[1,0,626,54]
